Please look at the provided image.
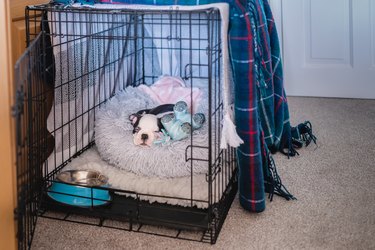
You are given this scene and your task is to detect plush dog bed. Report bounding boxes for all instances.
[95,79,210,178]
[64,147,214,208]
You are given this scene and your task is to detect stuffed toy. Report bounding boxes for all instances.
[129,101,205,146]
[160,101,205,141]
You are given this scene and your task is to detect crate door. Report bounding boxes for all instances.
[13,31,55,250]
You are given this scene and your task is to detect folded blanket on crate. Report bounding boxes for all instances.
[54,0,317,212]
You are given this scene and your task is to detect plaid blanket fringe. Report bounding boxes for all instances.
[54,0,316,212]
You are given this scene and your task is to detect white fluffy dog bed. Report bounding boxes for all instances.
[95,80,210,178]
[65,147,215,208]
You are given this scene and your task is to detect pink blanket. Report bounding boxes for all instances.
[138,76,203,112]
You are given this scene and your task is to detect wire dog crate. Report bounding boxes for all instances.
[14,3,238,248]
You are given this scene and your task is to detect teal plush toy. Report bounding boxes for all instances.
[160,101,205,141]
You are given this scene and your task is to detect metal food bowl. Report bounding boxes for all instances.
[48,170,111,207]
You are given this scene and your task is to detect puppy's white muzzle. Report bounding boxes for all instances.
[133,129,156,147]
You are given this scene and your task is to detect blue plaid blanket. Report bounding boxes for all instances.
[55,0,317,212]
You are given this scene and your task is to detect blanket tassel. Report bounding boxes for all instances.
[280,134,299,158]
[266,154,296,201]
[220,113,244,149]
[291,121,317,148]
[280,121,317,157]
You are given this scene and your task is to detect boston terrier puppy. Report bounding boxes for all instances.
[129,104,174,147]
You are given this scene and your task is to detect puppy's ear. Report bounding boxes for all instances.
[157,118,163,132]
[129,114,141,126]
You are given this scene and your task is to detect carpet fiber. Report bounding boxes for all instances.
[31,97,375,249]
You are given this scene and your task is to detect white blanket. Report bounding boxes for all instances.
[65,147,215,208]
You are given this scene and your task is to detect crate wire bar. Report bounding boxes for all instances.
[15,3,238,246]
[14,31,46,250]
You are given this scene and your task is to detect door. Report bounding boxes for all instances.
[281,0,375,99]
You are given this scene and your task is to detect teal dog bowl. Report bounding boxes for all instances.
[48,170,111,207]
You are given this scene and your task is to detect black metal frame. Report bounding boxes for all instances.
[15,3,238,248]
[14,30,53,250]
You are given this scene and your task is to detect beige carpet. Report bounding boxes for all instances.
[31,97,375,250]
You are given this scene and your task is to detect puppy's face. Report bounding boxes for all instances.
[130,114,160,147]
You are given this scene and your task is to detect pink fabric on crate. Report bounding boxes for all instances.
[138,76,203,112]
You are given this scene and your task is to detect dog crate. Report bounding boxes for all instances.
[14,3,238,248]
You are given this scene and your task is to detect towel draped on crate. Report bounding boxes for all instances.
[54,0,317,212]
